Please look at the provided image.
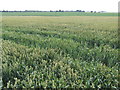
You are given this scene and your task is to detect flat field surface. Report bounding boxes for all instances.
[2,12,118,16]
[2,16,119,88]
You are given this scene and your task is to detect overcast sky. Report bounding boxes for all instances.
[0,0,119,12]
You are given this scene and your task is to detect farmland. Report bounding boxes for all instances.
[2,12,118,16]
[1,15,119,88]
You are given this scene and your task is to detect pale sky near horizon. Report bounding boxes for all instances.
[0,0,119,12]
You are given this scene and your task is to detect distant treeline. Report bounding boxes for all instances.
[0,10,105,13]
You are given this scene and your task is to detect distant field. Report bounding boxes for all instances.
[2,16,119,88]
[2,12,118,16]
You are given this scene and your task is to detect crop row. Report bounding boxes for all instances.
[2,16,119,88]
[2,31,118,67]
[2,40,119,88]
[3,27,118,49]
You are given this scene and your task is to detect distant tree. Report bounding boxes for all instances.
[91,11,93,13]
[59,10,62,12]
[76,10,80,12]
[50,10,53,12]
[79,10,82,12]
[2,10,6,12]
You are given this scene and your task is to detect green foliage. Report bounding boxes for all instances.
[2,41,119,88]
[2,16,119,88]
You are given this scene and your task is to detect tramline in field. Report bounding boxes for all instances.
[1,15,119,88]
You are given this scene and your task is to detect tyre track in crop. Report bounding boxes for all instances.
[3,28,119,49]
[2,31,118,67]
[2,31,82,59]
